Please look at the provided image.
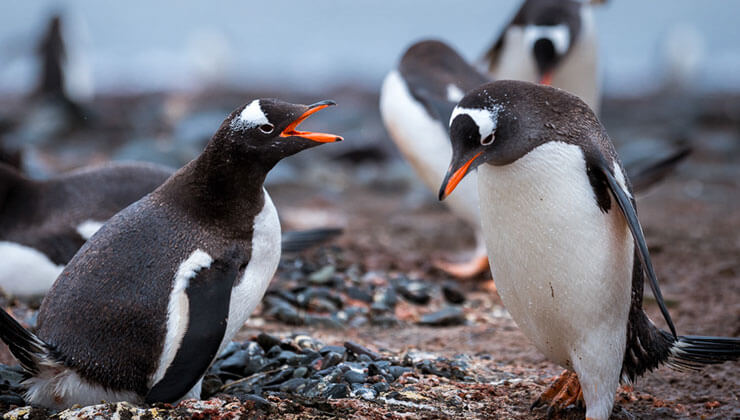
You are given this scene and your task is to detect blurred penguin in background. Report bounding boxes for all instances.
[483,0,606,113]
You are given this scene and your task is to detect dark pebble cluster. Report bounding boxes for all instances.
[263,249,468,328]
[203,333,472,406]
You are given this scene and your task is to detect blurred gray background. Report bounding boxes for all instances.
[1,1,738,98]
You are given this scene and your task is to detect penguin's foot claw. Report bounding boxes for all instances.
[432,254,491,280]
[532,370,585,416]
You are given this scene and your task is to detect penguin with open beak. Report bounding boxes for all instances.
[0,99,342,409]
[440,80,739,420]
[483,0,604,113]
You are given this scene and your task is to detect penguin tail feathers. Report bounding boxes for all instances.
[666,335,740,371]
[0,309,49,374]
[281,228,343,254]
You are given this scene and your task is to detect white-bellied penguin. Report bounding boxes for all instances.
[380,39,492,278]
[0,162,341,299]
[439,80,739,420]
[0,98,342,409]
[380,39,685,280]
[483,0,604,113]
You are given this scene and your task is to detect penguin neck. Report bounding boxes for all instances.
[163,145,277,230]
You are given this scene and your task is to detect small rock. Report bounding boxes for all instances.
[323,383,350,399]
[292,366,308,378]
[309,265,336,284]
[343,370,367,384]
[442,282,466,304]
[396,279,432,305]
[344,341,382,361]
[373,381,391,394]
[418,306,466,326]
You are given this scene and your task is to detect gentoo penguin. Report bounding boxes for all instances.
[0,98,342,409]
[0,162,341,298]
[483,0,603,113]
[439,81,739,420]
[0,161,171,297]
[380,40,686,279]
[380,40,491,278]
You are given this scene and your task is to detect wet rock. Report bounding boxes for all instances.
[442,282,466,304]
[418,306,465,326]
[346,286,373,303]
[308,265,336,284]
[343,369,367,384]
[373,381,391,394]
[397,279,432,305]
[323,383,350,399]
[345,341,382,361]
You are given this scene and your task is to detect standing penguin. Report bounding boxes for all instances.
[381,40,687,279]
[0,98,342,409]
[380,40,490,278]
[483,0,603,113]
[439,81,739,420]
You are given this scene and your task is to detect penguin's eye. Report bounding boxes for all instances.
[258,123,274,134]
[481,132,495,146]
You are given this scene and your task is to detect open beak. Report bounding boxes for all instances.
[280,100,343,143]
[539,71,554,86]
[438,151,482,200]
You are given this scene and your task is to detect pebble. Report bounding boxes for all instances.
[442,282,466,304]
[308,265,336,284]
[418,306,466,326]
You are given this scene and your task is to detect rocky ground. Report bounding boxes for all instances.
[0,87,738,419]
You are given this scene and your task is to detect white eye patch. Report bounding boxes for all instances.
[450,105,501,140]
[230,99,269,131]
[524,24,570,55]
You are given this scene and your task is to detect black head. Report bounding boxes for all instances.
[514,0,585,83]
[206,98,342,169]
[439,80,604,200]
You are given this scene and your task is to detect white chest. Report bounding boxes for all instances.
[477,142,632,368]
[491,7,600,113]
[220,189,281,350]
[379,70,480,227]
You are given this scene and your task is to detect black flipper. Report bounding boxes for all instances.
[280,228,343,254]
[0,309,49,374]
[145,248,242,404]
[597,161,677,337]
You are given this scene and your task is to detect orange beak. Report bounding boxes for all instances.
[439,151,482,200]
[539,71,554,86]
[280,100,343,143]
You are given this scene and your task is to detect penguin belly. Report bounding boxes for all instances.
[477,142,632,401]
[0,242,63,298]
[380,70,480,228]
[550,8,600,113]
[217,189,281,353]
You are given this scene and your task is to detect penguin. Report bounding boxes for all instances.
[0,162,341,298]
[0,161,171,298]
[0,98,342,409]
[380,40,492,278]
[438,80,739,420]
[483,0,603,113]
[380,39,687,279]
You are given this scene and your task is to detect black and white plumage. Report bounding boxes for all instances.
[0,161,340,299]
[439,80,739,420]
[380,39,686,278]
[0,98,342,409]
[380,40,492,277]
[0,161,171,297]
[483,0,602,112]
